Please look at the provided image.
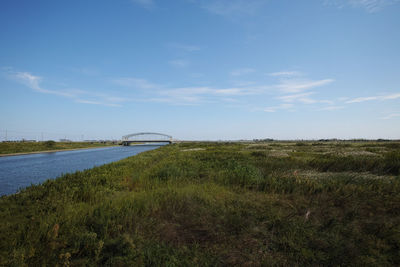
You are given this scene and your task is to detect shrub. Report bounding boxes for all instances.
[44,140,56,148]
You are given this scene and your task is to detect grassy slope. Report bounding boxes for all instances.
[0,142,115,155]
[0,142,399,266]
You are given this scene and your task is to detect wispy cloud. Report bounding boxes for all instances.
[262,103,294,113]
[382,93,400,100]
[150,70,335,108]
[195,0,268,17]
[168,43,202,52]
[131,0,155,9]
[197,0,398,16]
[111,70,335,110]
[136,84,260,105]
[6,68,340,111]
[12,71,42,91]
[169,59,190,68]
[346,96,378,103]
[381,113,400,120]
[346,93,400,103]
[111,76,260,105]
[10,71,75,97]
[75,99,121,107]
[254,71,337,111]
[325,0,400,13]
[112,77,159,89]
[276,79,335,93]
[151,75,335,108]
[159,86,252,103]
[230,68,255,76]
[268,71,303,77]
[278,92,316,104]
[7,70,127,107]
[71,67,98,76]
[319,105,345,111]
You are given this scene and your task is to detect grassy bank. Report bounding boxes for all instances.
[0,141,116,155]
[1,141,400,266]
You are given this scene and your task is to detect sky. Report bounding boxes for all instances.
[0,0,400,140]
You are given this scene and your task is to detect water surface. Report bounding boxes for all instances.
[0,145,163,196]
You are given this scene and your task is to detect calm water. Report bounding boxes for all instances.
[0,145,164,196]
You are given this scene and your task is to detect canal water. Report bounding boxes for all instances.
[0,145,163,196]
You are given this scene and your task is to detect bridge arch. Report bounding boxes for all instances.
[121,132,172,145]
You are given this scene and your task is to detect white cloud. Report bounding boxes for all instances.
[319,105,345,111]
[198,0,268,17]
[7,70,128,107]
[161,86,250,97]
[346,96,378,103]
[231,81,257,87]
[194,0,398,17]
[221,97,239,103]
[268,71,303,77]
[71,67,98,76]
[169,59,189,68]
[263,103,293,113]
[131,0,155,9]
[325,0,400,12]
[278,92,339,107]
[346,93,400,103]
[276,79,335,93]
[112,77,158,89]
[135,70,335,109]
[10,71,75,97]
[147,85,258,105]
[168,43,202,52]
[75,99,121,107]
[230,68,255,76]
[382,93,400,100]
[260,72,337,111]
[278,92,315,103]
[148,96,203,105]
[381,113,400,120]
[320,99,335,105]
[13,72,42,91]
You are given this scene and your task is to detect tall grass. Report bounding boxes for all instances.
[0,141,399,266]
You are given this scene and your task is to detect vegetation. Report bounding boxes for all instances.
[1,141,400,266]
[0,141,116,155]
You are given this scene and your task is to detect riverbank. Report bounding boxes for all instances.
[0,141,116,156]
[0,145,119,157]
[1,141,399,265]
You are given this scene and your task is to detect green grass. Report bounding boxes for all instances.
[1,141,400,266]
[0,141,115,155]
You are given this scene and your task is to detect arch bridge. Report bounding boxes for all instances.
[121,132,173,146]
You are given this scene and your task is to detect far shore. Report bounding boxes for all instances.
[0,145,119,157]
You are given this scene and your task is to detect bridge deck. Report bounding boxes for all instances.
[122,140,172,146]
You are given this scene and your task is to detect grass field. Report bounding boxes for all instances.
[0,141,399,266]
[0,141,115,155]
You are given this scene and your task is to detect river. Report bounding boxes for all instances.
[0,145,164,196]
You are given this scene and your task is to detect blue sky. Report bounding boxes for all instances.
[1,0,399,140]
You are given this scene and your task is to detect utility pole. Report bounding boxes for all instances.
[5,129,7,142]
[41,132,43,142]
